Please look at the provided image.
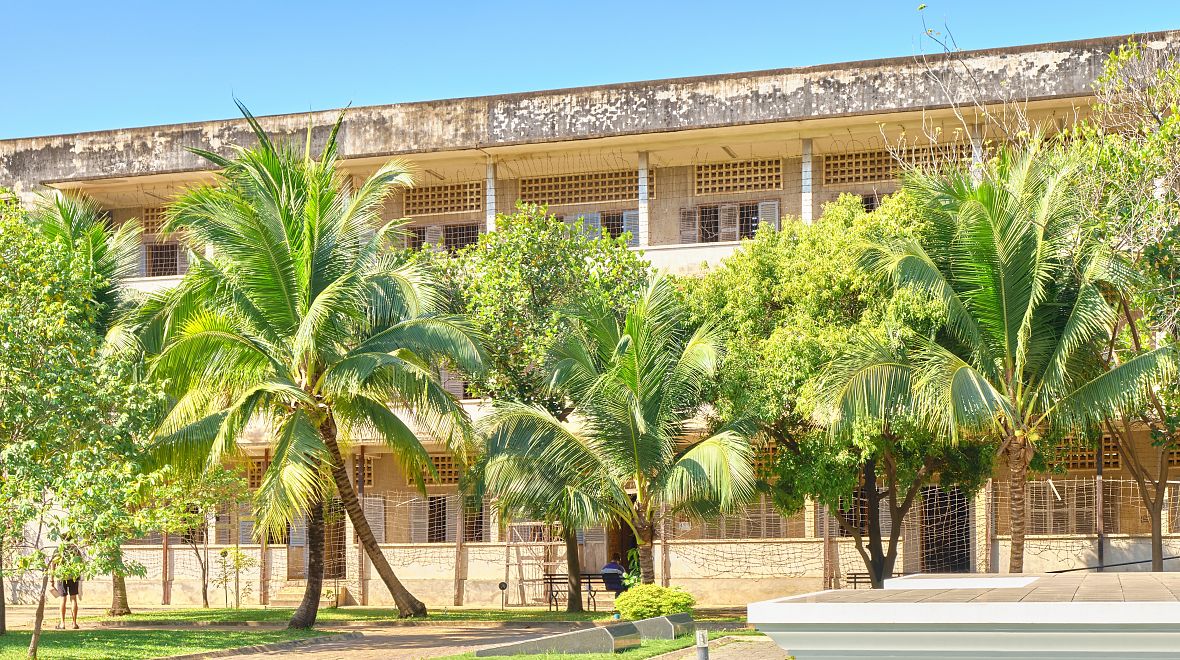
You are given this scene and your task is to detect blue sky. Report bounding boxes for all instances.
[2,0,1178,139]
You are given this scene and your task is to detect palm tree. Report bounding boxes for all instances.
[131,105,484,623]
[477,418,615,612]
[29,193,143,615]
[483,278,755,583]
[819,138,1175,572]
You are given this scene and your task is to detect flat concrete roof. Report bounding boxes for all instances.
[3,30,1180,199]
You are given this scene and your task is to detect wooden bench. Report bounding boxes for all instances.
[845,572,902,589]
[543,573,625,611]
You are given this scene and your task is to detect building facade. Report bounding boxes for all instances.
[4,31,1180,608]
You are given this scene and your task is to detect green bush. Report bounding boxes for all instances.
[615,584,696,620]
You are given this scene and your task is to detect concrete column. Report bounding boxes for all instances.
[485,159,497,231]
[638,152,651,246]
[801,139,813,224]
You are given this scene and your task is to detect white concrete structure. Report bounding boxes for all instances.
[749,573,1180,659]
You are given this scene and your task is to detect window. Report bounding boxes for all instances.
[406,227,427,250]
[861,194,881,212]
[602,211,625,240]
[363,456,375,488]
[738,203,760,239]
[427,496,448,543]
[247,458,266,490]
[443,223,481,252]
[698,206,720,243]
[1027,480,1095,535]
[145,243,179,277]
[181,505,206,545]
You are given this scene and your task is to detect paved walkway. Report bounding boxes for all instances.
[662,636,784,660]
[217,626,556,659]
[220,630,778,660]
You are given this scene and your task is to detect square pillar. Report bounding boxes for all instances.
[485,160,497,231]
[801,139,814,224]
[637,152,651,246]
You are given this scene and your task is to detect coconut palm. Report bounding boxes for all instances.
[482,278,755,583]
[29,193,143,615]
[815,138,1175,572]
[131,106,483,624]
[476,420,615,612]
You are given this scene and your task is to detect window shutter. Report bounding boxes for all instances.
[678,208,698,244]
[446,495,459,543]
[718,204,739,241]
[439,367,466,399]
[138,242,148,277]
[364,495,386,544]
[621,210,640,247]
[877,496,892,540]
[177,242,189,274]
[410,497,428,543]
[758,200,781,231]
[289,515,307,547]
[581,212,602,239]
[424,225,444,249]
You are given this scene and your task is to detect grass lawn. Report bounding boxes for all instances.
[95,607,743,625]
[434,629,762,660]
[0,628,327,660]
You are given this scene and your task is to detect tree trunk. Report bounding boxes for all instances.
[861,459,889,589]
[562,527,584,613]
[1006,436,1030,574]
[109,569,132,616]
[27,569,49,659]
[1149,500,1165,572]
[2,535,7,635]
[288,497,325,629]
[198,553,209,608]
[636,519,656,584]
[320,416,426,617]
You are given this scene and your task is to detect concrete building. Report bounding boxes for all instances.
[4,30,1180,609]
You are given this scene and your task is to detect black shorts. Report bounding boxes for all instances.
[57,580,80,597]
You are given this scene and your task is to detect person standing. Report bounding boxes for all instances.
[55,545,83,630]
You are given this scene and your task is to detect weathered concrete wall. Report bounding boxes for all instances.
[4,31,1178,200]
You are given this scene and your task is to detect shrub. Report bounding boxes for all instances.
[615,584,696,620]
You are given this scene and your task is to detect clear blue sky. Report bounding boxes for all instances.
[2,0,1178,139]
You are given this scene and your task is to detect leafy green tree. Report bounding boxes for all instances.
[483,278,754,583]
[131,107,484,623]
[684,193,991,587]
[28,191,146,615]
[1074,40,1180,570]
[149,467,250,608]
[444,202,649,413]
[827,139,1175,573]
[0,203,158,657]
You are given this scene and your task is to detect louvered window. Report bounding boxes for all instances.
[823,144,973,185]
[403,182,484,216]
[519,170,654,207]
[694,159,782,195]
[682,200,778,244]
[559,209,640,247]
[1027,480,1095,535]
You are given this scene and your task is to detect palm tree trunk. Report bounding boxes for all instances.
[562,527,584,613]
[109,569,132,616]
[288,497,325,629]
[320,416,426,617]
[635,519,656,584]
[1006,436,1029,574]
